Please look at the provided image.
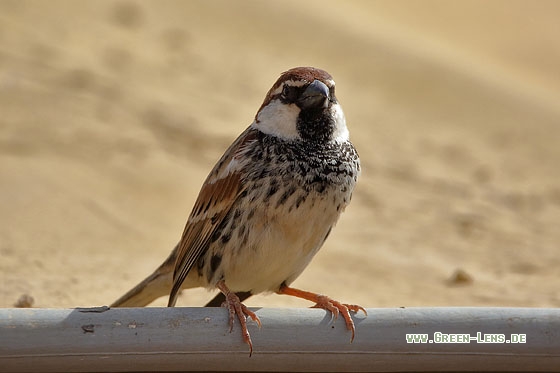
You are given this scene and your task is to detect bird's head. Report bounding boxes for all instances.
[253,67,348,144]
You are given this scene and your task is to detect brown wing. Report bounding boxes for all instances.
[168,127,259,306]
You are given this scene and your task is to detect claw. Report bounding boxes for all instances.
[314,297,358,342]
[346,304,368,316]
[218,281,261,356]
[279,286,366,342]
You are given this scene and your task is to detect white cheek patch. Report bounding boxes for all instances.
[253,98,301,140]
[330,104,349,142]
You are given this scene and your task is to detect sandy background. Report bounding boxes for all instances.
[1,1,559,310]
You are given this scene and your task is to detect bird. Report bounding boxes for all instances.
[111,67,365,355]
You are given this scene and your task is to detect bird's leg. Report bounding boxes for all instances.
[277,285,366,342]
[216,280,261,356]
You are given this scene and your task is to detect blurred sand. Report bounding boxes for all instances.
[1,1,559,309]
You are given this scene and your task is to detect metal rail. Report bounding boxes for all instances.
[1,307,559,372]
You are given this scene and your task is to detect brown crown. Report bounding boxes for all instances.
[256,67,334,118]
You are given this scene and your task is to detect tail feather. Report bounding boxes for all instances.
[111,245,178,307]
[110,267,172,307]
[110,244,254,308]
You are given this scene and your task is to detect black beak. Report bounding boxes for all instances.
[298,80,329,110]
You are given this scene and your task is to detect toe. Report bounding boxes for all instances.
[316,298,358,342]
[243,306,262,328]
[223,292,259,355]
[345,304,368,316]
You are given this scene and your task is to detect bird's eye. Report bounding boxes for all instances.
[281,84,299,103]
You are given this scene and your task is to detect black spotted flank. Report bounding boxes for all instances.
[221,231,232,244]
[276,185,297,208]
[295,194,306,209]
[210,227,223,243]
[237,224,246,238]
[210,254,222,273]
[264,180,279,202]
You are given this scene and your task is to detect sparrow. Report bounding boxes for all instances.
[111,67,365,355]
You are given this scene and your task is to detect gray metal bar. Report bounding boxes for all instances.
[1,307,559,372]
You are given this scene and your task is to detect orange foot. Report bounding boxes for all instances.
[217,280,262,356]
[278,285,367,342]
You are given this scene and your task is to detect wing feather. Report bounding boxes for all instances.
[168,127,259,306]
